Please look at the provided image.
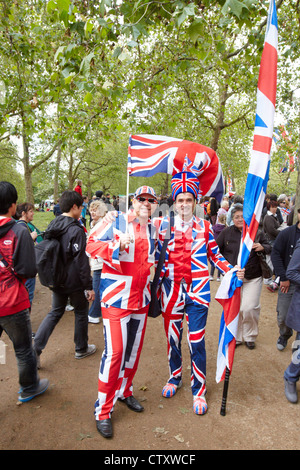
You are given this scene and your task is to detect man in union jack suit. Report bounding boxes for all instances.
[86,186,158,438]
[155,171,244,415]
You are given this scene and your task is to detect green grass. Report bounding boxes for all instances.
[32,210,55,231]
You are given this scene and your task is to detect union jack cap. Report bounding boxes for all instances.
[171,172,200,201]
[134,185,157,200]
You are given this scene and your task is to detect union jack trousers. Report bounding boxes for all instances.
[86,211,156,420]
[154,215,232,396]
[94,304,148,420]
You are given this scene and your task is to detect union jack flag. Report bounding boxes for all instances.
[128,134,225,202]
[216,0,278,383]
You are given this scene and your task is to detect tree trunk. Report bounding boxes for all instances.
[53,143,61,202]
[163,174,169,195]
[22,133,34,204]
[86,170,92,199]
[210,82,228,151]
[68,152,74,190]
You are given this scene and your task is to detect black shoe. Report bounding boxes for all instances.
[18,378,49,403]
[96,418,113,438]
[119,395,144,412]
[277,336,287,351]
[245,341,255,350]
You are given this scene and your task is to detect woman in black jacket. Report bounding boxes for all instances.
[217,206,271,349]
[263,200,281,246]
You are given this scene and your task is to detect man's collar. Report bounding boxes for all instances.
[175,214,194,229]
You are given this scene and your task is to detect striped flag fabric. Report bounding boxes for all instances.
[216,0,278,383]
[227,173,233,194]
[128,134,225,202]
[273,125,296,173]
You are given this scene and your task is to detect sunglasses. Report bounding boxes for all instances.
[136,196,157,204]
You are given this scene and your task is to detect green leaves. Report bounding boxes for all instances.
[187,19,204,43]
[1,0,299,201]
[175,4,196,27]
[221,0,249,18]
[83,92,93,106]
[80,52,95,77]
[47,0,70,14]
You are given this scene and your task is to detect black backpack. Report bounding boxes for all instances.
[35,237,66,289]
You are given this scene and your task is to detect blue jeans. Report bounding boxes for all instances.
[284,332,300,383]
[0,309,39,392]
[34,290,89,355]
[25,277,36,307]
[210,263,222,278]
[89,270,102,319]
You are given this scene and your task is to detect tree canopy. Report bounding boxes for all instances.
[0,0,299,202]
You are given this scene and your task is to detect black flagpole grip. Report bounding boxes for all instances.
[220,366,230,416]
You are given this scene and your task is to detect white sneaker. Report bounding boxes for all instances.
[88,316,101,324]
[65,304,74,311]
[75,344,96,359]
[209,275,214,281]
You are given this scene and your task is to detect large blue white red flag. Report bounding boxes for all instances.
[216,0,278,383]
[128,134,224,202]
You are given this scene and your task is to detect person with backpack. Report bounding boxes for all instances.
[34,190,96,367]
[0,181,49,403]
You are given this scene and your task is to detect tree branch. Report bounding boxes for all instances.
[30,139,62,171]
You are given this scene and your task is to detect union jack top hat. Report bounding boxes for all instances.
[171,172,200,201]
[134,185,157,200]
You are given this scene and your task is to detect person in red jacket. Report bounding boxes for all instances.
[0,181,49,403]
[74,179,83,197]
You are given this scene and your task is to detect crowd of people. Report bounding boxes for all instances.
[0,177,300,441]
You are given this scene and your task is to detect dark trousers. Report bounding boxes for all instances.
[277,284,295,340]
[34,290,89,355]
[0,309,39,392]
